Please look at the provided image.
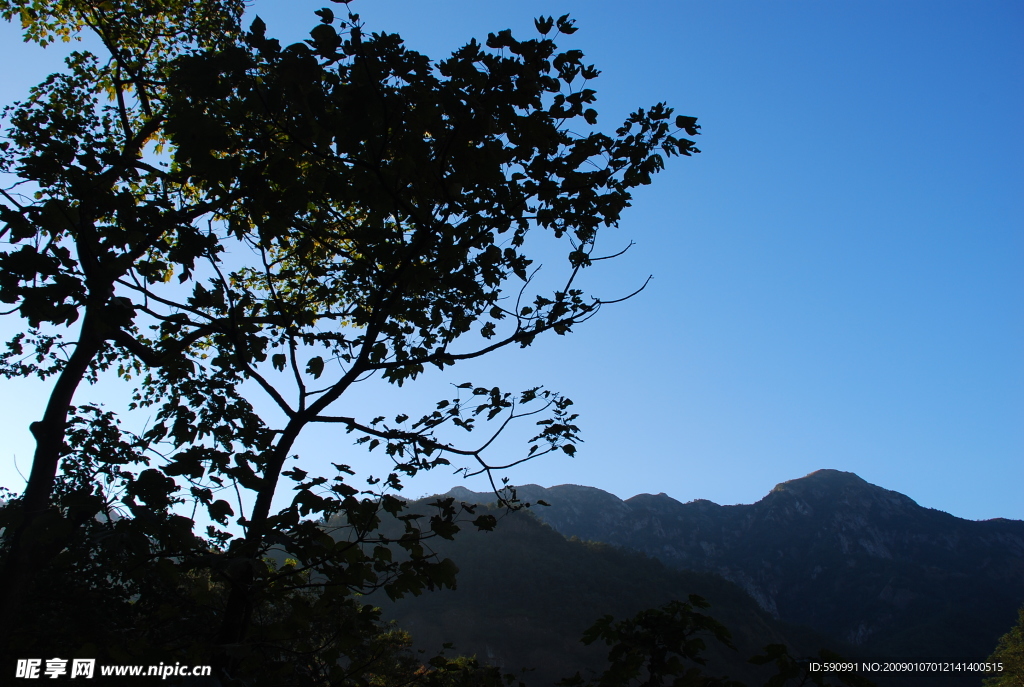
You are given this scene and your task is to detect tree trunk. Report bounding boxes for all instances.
[214,420,304,675]
[0,312,105,647]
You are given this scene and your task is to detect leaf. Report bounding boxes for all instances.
[430,557,459,588]
[272,353,287,371]
[430,516,460,540]
[381,494,404,515]
[282,467,308,482]
[309,22,340,53]
[675,114,700,136]
[472,514,497,531]
[208,499,234,525]
[556,14,578,34]
[249,16,267,38]
[163,453,205,478]
[305,356,324,379]
[125,469,177,509]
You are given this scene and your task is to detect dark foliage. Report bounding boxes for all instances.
[0,0,702,683]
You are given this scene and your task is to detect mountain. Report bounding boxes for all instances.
[369,505,837,687]
[442,470,1024,664]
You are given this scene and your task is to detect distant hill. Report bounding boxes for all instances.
[441,469,1024,665]
[369,506,837,687]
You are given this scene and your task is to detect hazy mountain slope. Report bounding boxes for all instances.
[444,470,1024,662]
[370,507,834,687]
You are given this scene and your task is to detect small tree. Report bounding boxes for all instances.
[557,598,877,687]
[984,605,1024,687]
[558,596,744,687]
[0,1,701,679]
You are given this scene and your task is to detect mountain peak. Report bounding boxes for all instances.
[764,469,922,518]
[773,469,867,491]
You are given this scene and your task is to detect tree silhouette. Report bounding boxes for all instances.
[0,1,700,681]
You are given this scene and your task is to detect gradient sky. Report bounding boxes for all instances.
[1,1,1021,520]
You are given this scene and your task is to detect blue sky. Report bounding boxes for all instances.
[1,1,1021,520]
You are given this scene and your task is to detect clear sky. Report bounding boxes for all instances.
[1,1,1021,521]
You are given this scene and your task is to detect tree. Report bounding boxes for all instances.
[0,0,701,680]
[748,645,875,687]
[984,605,1024,687]
[0,0,247,646]
[556,599,876,687]
[558,596,745,687]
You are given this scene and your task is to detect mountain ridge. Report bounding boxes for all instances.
[371,502,838,687]
[447,469,1008,521]
[438,469,1024,661]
